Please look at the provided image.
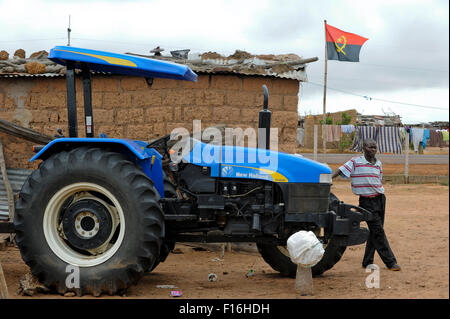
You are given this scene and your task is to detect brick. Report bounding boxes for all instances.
[284,95,298,111]
[92,77,120,92]
[226,91,255,107]
[211,75,242,90]
[126,124,153,140]
[103,92,131,108]
[213,106,241,122]
[121,77,148,91]
[279,143,295,154]
[242,77,272,92]
[117,108,144,124]
[39,92,66,108]
[282,127,297,143]
[181,75,210,89]
[272,79,299,95]
[4,96,17,109]
[93,108,115,124]
[184,106,211,121]
[51,78,67,92]
[174,106,182,121]
[30,79,50,93]
[240,108,259,123]
[97,125,125,138]
[151,78,180,89]
[195,90,224,106]
[30,110,52,123]
[0,111,15,122]
[167,122,193,134]
[152,122,166,137]
[163,89,195,106]
[132,91,162,107]
[24,93,40,109]
[145,106,173,123]
[56,110,68,123]
[272,111,298,129]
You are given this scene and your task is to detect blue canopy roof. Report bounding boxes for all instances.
[48,46,198,82]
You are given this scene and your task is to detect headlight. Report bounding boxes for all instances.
[319,173,332,183]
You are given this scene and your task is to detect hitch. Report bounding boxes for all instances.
[331,202,373,246]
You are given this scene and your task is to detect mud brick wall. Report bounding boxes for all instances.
[302,109,357,149]
[0,74,299,169]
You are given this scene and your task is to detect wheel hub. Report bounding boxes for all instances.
[62,199,113,250]
[75,211,99,239]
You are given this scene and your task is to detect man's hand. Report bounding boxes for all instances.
[332,169,342,179]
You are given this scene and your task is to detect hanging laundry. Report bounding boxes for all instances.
[376,126,403,154]
[332,125,341,141]
[296,128,304,146]
[351,126,378,152]
[324,125,340,142]
[410,128,424,152]
[399,127,407,144]
[421,129,430,150]
[341,124,355,134]
[429,130,444,148]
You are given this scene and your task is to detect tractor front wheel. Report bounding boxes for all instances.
[14,147,164,296]
[256,192,347,277]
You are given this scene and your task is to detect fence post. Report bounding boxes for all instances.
[404,132,409,183]
[313,125,318,162]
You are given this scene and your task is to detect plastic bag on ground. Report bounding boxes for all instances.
[287,230,325,267]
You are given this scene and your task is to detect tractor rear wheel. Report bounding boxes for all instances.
[147,172,177,272]
[14,147,164,296]
[257,192,347,277]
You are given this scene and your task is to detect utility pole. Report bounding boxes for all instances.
[322,20,328,159]
[67,15,71,46]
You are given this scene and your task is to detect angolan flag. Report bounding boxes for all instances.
[326,23,368,62]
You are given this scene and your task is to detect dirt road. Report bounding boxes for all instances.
[0,182,448,299]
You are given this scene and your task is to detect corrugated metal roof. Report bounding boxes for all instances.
[0,73,63,78]
[0,49,317,81]
[0,168,32,220]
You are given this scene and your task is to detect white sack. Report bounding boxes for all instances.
[287,230,325,267]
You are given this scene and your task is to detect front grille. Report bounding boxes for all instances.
[281,183,331,213]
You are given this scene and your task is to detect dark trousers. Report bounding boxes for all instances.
[359,194,398,268]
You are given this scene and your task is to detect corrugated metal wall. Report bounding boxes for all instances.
[0,168,32,220]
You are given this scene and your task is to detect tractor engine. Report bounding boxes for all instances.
[164,163,286,237]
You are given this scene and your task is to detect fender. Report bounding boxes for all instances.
[31,137,165,197]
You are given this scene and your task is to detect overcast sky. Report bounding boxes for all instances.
[0,0,448,124]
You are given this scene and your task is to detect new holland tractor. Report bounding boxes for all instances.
[9,46,372,296]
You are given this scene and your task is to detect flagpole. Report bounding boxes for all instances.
[322,19,328,159]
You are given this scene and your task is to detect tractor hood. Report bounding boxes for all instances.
[181,139,332,184]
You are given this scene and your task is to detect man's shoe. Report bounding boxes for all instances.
[388,264,401,271]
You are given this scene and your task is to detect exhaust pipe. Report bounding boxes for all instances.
[258,84,271,150]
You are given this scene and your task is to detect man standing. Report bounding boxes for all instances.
[331,138,401,271]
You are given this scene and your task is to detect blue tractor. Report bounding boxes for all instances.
[13,46,372,296]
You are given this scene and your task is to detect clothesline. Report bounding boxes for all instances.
[297,124,449,153]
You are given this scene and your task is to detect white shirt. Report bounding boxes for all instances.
[339,155,384,197]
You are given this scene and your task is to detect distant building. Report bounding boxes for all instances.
[356,112,402,126]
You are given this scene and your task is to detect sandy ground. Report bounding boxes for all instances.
[0,182,448,300]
